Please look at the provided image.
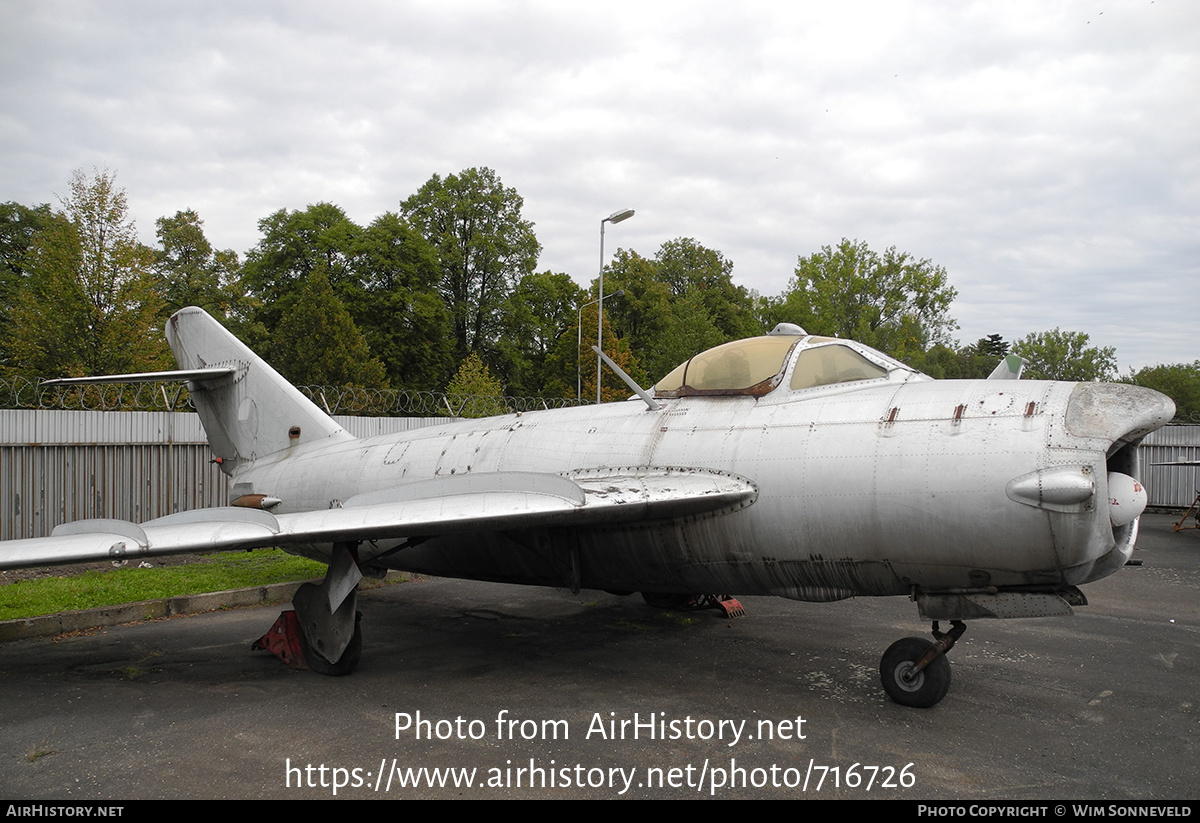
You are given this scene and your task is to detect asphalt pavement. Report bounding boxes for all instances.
[1,513,1196,800]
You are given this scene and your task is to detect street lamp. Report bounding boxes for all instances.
[597,208,635,404]
[577,290,624,402]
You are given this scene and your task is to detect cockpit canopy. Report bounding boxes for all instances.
[652,325,903,398]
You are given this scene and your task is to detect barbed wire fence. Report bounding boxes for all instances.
[0,376,587,418]
[3,376,1196,423]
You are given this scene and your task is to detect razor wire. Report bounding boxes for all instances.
[3,375,1196,422]
[0,375,586,417]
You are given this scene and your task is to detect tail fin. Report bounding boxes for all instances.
[987,353,1028,380]
[167,307,353,471]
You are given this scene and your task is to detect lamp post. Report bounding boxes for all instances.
[577,290,624,402]
[597,208,635,404]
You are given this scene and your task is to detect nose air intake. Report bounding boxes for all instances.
[1074,382,1173,579]
[1065,381,1172,531]
[1003,382,1171,582]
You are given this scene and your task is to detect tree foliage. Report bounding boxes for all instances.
[155,209,240,317]
[239,203,358,340]
[5,170,167,378]
[0,202,52,282]
[497,271,584,396]
[444,352,508,417]
[0,201,53,365]
[34,172,1183,415]
[599,239,760,384]
[267,270,388,389]
[768,239,958,363]
[975,334,1009,358]
[655,238,759,341]
[551,301,642,403]
[401,167,540,359]
[238,204,451,388]
[596,248,671,378]
[1012,328,1117,382]
[343,212,453,389]
[1123,361,1199,420]
[915,335,1011,379]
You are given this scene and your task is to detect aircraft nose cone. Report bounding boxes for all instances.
[1107,472,1146,527]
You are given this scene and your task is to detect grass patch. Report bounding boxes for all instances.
[27,746,58,762]
[0,550,327,621]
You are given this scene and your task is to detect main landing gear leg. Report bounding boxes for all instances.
[879,620,966,708]
[253,543,364,676]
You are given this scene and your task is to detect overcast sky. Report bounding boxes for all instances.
[2,0,1196,371]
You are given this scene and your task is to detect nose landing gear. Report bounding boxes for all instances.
[880,621,966,708]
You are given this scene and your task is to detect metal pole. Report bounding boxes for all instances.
[596,208,634,404]
[577,294,622,402]
[597,219,605,405]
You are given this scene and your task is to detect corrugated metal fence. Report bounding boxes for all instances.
[1141,425,1200,509]
[0,409,445,541]
[2,411,1198,541]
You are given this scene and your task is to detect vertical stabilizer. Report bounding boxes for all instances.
[167,307,354,472]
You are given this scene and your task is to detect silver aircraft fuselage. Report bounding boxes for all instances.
[8,309,1174,702]
[238,370,1162,607]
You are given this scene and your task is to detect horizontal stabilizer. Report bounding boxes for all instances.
[41,368,236,386]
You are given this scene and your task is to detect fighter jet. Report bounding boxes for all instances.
[0,308,1174,708]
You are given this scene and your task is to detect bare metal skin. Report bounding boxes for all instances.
[2,308,1174,706]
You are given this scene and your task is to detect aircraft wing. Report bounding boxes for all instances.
[0,468,757,570]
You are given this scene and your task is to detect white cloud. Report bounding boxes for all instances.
[1,0,1195,368]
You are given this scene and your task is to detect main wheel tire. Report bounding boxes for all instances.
[300,612,362,677]
[880,637,951,708]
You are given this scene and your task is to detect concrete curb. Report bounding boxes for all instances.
[0,575,402,643]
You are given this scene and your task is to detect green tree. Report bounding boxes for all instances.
[655,238,759,341]
[267,270,387,389]
[974,334,1009,358]
[344,212,453,390]
[6,170,167,378]
[0,201,53,366]
[553,301,642,403]
[599,239,759,384]
[154,209,240,317]
[239,204,461,390]
[598,248,672,380]
[443,352,508,417]
[914,335,1011,379]
[0,202,52,282]
[654,290,726,378]
[1012,328,1117,382]
[497,271,584,396]
[401,167,540,359]
[239,203,359,341]
[769,239,958,362]
[1123,361,1199,421]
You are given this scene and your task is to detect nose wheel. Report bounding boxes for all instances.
[880,621,965,708]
